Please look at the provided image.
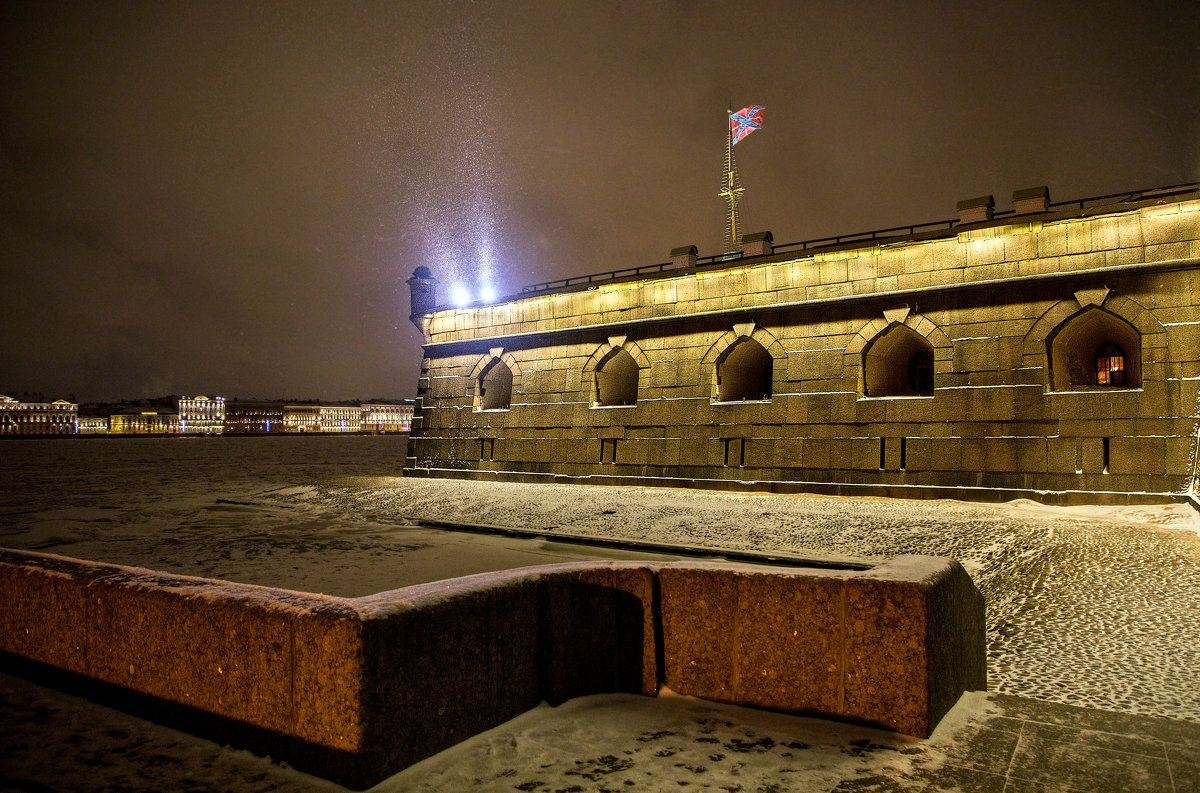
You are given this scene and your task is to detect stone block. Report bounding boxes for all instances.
[852,437,880,470]
[1109,436,1167,476]
[1066,219,1092,254]
[885,397,934,424]
[85,575,296,737]
[828,437,853,469]
[803,437,831,468]
[1145,241,1191,263]
[929,437,962,472]
[729,571,844,713]
[819,259,848,284]
[931,239,964,271]
[356,581,539,776]
[657,566,738,700]
[1080,436,1106,473]
[1038,223,1068,256]
[1091,216,1120,250]
[1004,231,1037,262]
[0,553,92,674]
[966,236,1005,266]
[981,438,1017,472]
[293,606,367,752]
[905,437,932,471]
[773,437,803,468]
[1118,214,1144,248]
[1046,437,1078,474]
[1016,437,1048,473]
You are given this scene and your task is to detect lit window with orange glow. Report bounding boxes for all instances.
[1095,342,1125,386]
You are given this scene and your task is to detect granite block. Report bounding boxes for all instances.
[292,606,366,751]
[0,555,91,673]
[658,565,738,700]
[731,570,843,714]
[84,575,295,736]
[841,577,929,734]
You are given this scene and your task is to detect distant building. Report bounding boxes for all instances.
[77,416,109,434]
[362,402,414,433]
[90,397,412,436]
[283,404,321,433]
[318,404,361,433]
[109,409,178,434]
[224,401,284,434]
[0,395,78,435]
[178,395,225,434]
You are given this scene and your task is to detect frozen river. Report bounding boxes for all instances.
[3,434,1200,722]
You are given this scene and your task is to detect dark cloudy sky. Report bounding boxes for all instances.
[2,1,1197,402]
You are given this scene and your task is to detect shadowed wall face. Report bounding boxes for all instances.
[717,339,773,402]
[479,359,514,410]
[595,348,640,406]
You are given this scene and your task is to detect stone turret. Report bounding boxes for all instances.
[406,267,438,331]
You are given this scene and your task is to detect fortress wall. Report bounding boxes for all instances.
[0,548,984,788]
[424,199,1200,343]
[409,197,1200,502]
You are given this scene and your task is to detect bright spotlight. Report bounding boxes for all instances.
[480,285,496,303]
[450,284,470,306]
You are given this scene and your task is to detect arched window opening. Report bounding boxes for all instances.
[594,348,639,406]
[478,359,513,410]
[717,339,772,402]
[863,324,935,397]
[1048,308,1141,391]
[1095,342,1125,386]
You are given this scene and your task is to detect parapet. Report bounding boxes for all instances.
[0,547,985,789]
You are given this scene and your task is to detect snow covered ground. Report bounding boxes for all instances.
[3,435,1200,723]
[1,669,1033,793]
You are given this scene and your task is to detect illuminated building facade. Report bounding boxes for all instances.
[223,401,284,434]
[283,404,321,433]
[178,395,225,434]
[0,396,78,435]
[362,403,414,433]
[318,404,361,433]
[222,401,410,434]
[77,416,109,434]
[405,184,1200,507]
[109,409,179,434]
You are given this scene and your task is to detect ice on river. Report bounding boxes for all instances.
[2,435,1199,722]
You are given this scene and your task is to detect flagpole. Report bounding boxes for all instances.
[718,108,744,254]
[720,104,763,255]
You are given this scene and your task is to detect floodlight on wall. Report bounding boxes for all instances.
[480,285,496,303]
[450,284,471,307]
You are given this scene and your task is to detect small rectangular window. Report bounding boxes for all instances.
[879,438,886,470]
[1102,436,1110,474]
[600,438,618,464]
[480,438,494,461]
[724,438,745,467]
[899,437,907,470]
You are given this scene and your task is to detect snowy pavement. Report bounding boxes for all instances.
[4,672,1197,792]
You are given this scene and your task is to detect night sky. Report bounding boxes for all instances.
[2,1,1197,402]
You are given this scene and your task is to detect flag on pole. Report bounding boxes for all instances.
[730,104,765,145]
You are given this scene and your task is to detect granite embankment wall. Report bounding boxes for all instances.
[0,548,984,789]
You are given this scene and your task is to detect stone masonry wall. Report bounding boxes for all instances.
[408,195,1200,503]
